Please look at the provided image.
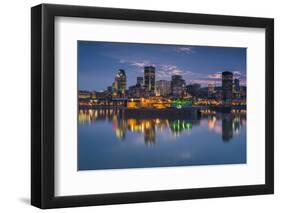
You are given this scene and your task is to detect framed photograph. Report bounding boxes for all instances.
[31,4,274,209]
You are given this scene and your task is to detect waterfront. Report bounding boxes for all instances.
[78,41,247,171]
[78,109,246,170]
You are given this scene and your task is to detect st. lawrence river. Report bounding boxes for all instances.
[78,108,246,170]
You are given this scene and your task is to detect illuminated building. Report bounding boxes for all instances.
[128,85,137,97]
[208,83,215,98]
[91,91,97,99]
[113,69,127,97]
[222,71,233,105]
[107,86,113,94]
[214,87,222,100]
[233,78,240,99]
[155,80,170,97]
[128,84,145,98]
[127,97,172,109]
[112,81,117,97]
[171,75,186,98]
[128,77,146,98]
[234,78,240,91]
[78,90,91,99]
[144,66,156,95]
[240,86,246,97]
[172,99,192,109]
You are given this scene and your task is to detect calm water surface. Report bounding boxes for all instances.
[78,109,246,170]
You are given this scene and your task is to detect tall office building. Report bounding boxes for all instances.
[208,83,215,98]
[155,80,171,97]
[234,78,240,92]
[222,71,233,105]
[113,69,127,97]
[240,86,247,98]
[171,75,186,98]
[128,84,145,98]
[144,66,156,95]
[233,78,240,99]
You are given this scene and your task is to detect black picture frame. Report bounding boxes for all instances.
[31,3,274,209]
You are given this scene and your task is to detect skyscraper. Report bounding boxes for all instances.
[233,78,240,99]
[171,75,186,98]
[222,71,233,105]
[144,66,155,95]
[208,83,215,98]
[234,78,240,91]
[155,80,170,97]
[112,81,117,97]
[113,69,126,97]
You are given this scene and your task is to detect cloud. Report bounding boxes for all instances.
[157,64,193,79]
[160,64,177,70]
[233,71,242,79]
[233,71,241,75]
[120,59,194,80]
[176,47,194,54]
[208,70,243,80]
[120,59,246,87]
[208,72,222,79]
[189,79,220,85]
[120,59,154,68]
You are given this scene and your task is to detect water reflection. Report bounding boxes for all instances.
[79,109,246,144]
[78,109,246,170]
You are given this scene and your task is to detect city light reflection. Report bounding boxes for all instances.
[79,109,246,144]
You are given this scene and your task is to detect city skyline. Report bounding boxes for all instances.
[78,41,246,91]
[78,40,247,171]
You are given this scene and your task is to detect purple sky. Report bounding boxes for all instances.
[78,41,246,91]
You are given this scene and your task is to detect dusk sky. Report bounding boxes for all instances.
[78,41,246,91]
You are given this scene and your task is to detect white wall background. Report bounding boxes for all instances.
[0,0,279,212]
